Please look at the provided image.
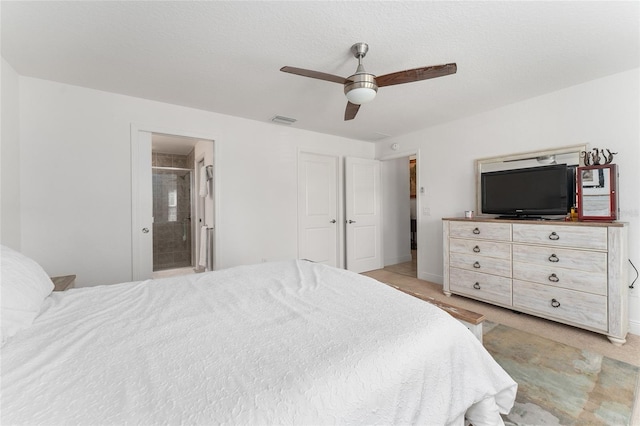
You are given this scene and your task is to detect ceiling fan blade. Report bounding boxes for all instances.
[280,66,348,84]
[344,102,361,121]
[376,63,457,88]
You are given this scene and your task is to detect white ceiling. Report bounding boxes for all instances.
[2,1,638,142]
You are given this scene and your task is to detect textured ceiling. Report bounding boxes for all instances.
[2,1,638,142]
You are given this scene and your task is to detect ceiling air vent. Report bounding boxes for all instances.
[270,115,297,125]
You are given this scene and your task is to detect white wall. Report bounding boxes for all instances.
[18,77,374,286]
[376,68,640,334]
[381,157,411,266]
[1,58,21,250]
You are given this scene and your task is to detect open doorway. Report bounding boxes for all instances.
[381,154,417,278]
[150,134,216,279]
[131,127,215,281]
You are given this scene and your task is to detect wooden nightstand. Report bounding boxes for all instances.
[50,275,76,291]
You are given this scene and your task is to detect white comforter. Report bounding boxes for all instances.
[1,260,516,425]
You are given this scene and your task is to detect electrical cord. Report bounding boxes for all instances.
[630,259,638,289]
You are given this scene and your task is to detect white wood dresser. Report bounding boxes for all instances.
[443,218,629,345]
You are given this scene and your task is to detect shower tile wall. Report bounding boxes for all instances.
[152,152,189,168]
[152,153,193,271]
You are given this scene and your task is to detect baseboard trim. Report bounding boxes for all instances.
[628,319,640,336]
[417,272,443,285]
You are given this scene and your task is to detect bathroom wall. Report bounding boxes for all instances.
[152,153,193,271]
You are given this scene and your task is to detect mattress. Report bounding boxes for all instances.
[1,260,516,425]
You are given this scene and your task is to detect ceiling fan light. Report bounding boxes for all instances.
[346,87,377,104]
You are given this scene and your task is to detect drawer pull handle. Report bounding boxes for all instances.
[548,273,559,282]
[473,282,481,290]
[473,261,481,269]
[548,254,559,263]
[549,232,560,240]
[472,227,480,235]
[473,245,480,253]
[551,298,561,308]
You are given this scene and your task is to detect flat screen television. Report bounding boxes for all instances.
[481,164,575,218]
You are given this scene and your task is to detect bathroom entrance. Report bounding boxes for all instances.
[131,128,215,281]
[149,134,215,278]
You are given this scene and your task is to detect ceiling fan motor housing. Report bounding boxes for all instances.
[344,73,378,104]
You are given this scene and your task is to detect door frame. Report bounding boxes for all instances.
[130,123,219,280]
[378,148,421,277]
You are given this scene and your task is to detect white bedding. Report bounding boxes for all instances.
[1,260,516,425]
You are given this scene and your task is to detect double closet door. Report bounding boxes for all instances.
[297,152,382,273]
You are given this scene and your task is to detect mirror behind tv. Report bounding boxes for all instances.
[481,164,576,219]
[475,145,585,219]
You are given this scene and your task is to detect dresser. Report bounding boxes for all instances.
[443,218,629,345]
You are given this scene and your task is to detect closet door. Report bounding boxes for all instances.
[345,157,382,273]
[297,152,339,267]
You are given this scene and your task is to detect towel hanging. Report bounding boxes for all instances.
[199,167,209,198]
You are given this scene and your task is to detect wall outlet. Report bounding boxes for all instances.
[422,207,431,216]
[261,258,268,263]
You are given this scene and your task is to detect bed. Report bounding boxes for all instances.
[1,245,516,425]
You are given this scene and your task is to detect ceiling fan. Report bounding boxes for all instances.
[280,42,457,121]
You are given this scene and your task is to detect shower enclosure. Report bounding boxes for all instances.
[152,167,193,271]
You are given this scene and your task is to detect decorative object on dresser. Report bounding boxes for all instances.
[50,275,76,291]
[577,164,618,221]
[443,218,629,345]
[580,147,617,166]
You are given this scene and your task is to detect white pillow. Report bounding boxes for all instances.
[1,245,54,344]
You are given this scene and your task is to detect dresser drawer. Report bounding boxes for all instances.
[512,224,607,250]
[513,280,607,332]
[449,238,511,260]
[450,252,512,277]
[449,221,511,242]
[513,262,607,295]
[450,268,512,306]
[512,245,607,273]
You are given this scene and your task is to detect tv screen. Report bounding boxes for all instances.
[481,164,572,217]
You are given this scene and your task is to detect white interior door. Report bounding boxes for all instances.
[297,152,339,266]
[132,130,153,280]
[345,157,382,273]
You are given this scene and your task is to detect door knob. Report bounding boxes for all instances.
[330,219,336,223]
[347,220,356,224]
[142,228,149,234]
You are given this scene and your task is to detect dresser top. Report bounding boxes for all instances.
[442,217,627,227]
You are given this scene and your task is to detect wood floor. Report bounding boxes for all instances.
[383,250,417,277]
